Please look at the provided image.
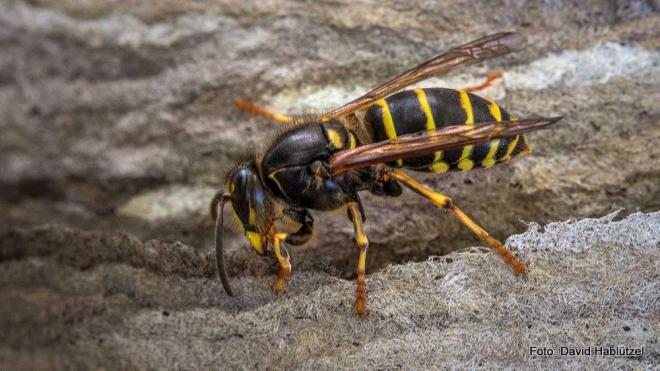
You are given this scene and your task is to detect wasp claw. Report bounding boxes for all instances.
[272,278,287,295]
[354,296,368,317]
[354,276,368,317]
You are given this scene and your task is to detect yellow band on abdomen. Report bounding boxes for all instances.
[376,98,403,167]
[457,91,474,170]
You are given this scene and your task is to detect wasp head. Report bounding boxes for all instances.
[211,162,273,296]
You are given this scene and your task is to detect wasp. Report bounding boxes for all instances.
[211,32,562,316]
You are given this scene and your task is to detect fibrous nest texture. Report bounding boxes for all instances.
[1,211,657,369]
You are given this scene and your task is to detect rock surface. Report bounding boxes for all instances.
[1,0,659,368]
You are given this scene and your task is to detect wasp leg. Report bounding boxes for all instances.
[283,208,314,245]
[234,97,295,124]
[386,170,526,275]
[268,210,313,295]
[347,201,369,316]
[463,69,503,94]
[271,232,292,295]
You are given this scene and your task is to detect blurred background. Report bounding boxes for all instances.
[0,0,658,368]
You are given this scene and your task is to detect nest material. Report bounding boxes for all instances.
[1,211,658,369]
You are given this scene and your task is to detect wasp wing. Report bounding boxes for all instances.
[321,32,525,121]
[328,117,563,176]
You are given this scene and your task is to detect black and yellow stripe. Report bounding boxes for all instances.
[374,98,404,167]
[456,90,475,171]
[481,100,502,168]
[363,88,531,173]
[322,121,359,151]
[415,89,450,173]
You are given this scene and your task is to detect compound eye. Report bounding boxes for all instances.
[226,165,269,256]
[227,168,253,226]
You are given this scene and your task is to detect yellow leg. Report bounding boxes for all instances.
[387,170,526,275]
[347,202,369,316]
[463,69,503,94]
[271,232,292,295]
[234,97,295,125]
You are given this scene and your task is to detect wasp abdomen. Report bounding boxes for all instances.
[364,88,530,172]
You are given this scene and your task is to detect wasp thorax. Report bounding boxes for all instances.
[226,162,272,255]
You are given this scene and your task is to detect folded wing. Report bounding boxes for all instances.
[328,117,563,176]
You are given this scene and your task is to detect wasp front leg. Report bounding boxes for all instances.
[269,208,314,295]
[386,170,526,275]
[347,201,370,316]
[270,232,291,295]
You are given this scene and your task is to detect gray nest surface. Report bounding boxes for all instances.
[1,0,660,369]
[1,210,658,369]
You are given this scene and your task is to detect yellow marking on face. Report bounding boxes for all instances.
[248,207,256,225]
[246,231,264,255]
[377,99,403,167]
[458,90,474,125]
[348,132,357,149]
[501,135,520,162]
[487,100,502,122]
[327,128,344,149]
[482,139,500,168]
[429,161,449,173]
[229,182,235,193]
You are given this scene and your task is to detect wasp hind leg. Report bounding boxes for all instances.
[463,69,503,94]
[386,170,526,275]
[234,98,295,125]
[347,200,370,316]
